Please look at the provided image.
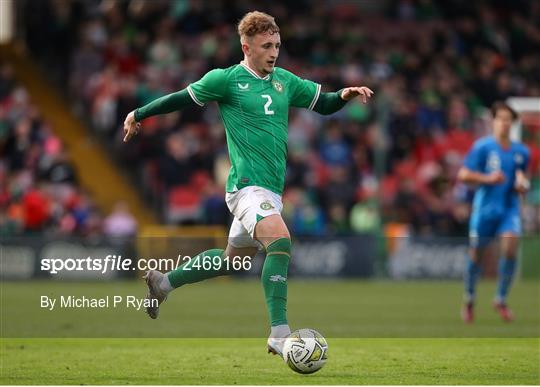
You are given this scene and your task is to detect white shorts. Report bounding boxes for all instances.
[225,186,283,248]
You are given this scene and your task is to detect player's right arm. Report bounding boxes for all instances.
[123,69,227,142]
[123,90,194,142]
[457,140,505,185]
[457,167,505,185]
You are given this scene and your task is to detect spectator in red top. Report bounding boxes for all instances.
[23,186,49,230]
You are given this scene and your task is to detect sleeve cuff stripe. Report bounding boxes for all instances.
[308,84,321,110]
[187,85,204,106]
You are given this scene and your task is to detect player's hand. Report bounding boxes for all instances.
[123,111,140,142]
[341,86,374,103]
[485,171,505,185]
[515,174,530,194]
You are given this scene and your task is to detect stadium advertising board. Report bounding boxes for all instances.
[389,237,469,279]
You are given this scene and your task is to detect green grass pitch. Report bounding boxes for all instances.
[1,279,539,384]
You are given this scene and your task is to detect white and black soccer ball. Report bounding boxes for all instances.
[282,328,328,374]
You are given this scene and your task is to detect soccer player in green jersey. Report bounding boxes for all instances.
[123,11,373,355]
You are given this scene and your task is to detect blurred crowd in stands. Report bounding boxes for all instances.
[0,62,137,237]
[12,0,540,236]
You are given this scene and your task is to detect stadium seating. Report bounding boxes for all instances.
[0,61,139,237]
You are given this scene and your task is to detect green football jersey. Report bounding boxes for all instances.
[187,63,321,195]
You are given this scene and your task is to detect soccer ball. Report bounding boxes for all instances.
[282,328,328,374]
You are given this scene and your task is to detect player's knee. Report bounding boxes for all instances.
[500,234,519,260]
[468,248,480,263]
[502,250,517,261]
[224,245,258,260]
[255,215,290,246]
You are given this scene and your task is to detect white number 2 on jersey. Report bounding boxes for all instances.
[261,95,274,115]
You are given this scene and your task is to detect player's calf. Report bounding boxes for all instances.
[462,250,481,323]
[495,236,518,312]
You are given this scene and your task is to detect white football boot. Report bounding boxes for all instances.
[143,270,168,319]
[267,337,286,356]
[267,325,291,356]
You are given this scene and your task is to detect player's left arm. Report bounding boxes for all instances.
[515,146,531,194]
[287,70,373,114]
[515,170,530,194]
[313,87,374,115]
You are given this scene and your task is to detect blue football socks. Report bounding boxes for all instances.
[495,257,516,303]
[464,256,481,303]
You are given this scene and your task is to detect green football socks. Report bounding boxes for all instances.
[262,237,291,326]
[167,248,225,288]
[166,239,291,328]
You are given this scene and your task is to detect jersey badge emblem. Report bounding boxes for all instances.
[272,80,283,93]
[238,83,249,90]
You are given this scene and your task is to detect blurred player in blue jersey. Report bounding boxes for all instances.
[457,102,530,323]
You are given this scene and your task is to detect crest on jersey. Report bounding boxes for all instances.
[487,151,501,172]
[514,153,523,165]
[272,80,284,93]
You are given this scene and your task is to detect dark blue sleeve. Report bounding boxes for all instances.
[519,146,530,172]
[463,141,485,172]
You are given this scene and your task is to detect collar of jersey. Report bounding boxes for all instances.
[240,62,271,80]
